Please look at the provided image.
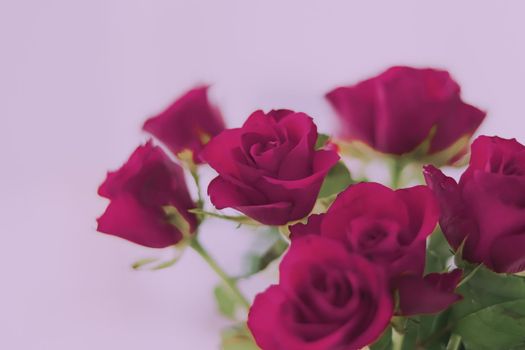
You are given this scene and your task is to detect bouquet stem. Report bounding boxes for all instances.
[190,238,251,309]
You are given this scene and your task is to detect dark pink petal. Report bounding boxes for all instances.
[289,214,324,240]
[398,269,463,315]
[236,202,293,226]
[248,285,288,350]
[429,101,485,153]
[424,165,476,250]
[143,86,225,163]
[97,194,182,248]
[490,233,525,273]
[396,185,439,245]
[200,128,244,177]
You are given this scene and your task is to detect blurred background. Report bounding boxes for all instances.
[2,1,525,348]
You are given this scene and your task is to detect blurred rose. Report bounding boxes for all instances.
[326,66,485,164]
[425,136,525,273]
[97,141,197,248]
[248,235,392,350]
[143,86,225,164]
[201,110,339,225]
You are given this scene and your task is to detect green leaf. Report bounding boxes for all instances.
[370,326,392,350]
[214,283,238,320]
[315,133,330,150]
[318,161,353,198]
[245,239,288,277]
[221,324,260,350]
[425,228,453,274]
[450,265,525,349]
[454,300,525,350]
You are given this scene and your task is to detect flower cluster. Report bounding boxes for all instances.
[97,66,525,350]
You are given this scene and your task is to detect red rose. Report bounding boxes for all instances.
[143,86,225,164]
[97,141,197,248]
[200,110,339,225]
[248,235,393,350]
[292,182,439,278]
[290,183,462,315]
[425,136,525,273]
[326,66,485,163]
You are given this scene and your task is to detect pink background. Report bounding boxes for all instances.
[2,1,525,349]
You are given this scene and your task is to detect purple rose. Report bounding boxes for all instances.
[97,141,197,248]
[425,135,525,273]
[326,66,485,163]
[143,86,225,164]
[201,110,339,225]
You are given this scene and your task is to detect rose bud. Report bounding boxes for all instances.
[248,235,393,350]
[143,85,225,164]
[326,66,485,165]
[425,136,525,273]
[97,141,197,248]
[201,110,339,226]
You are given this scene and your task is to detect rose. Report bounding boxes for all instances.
[97,141,197,248]
[290,183,462,315]
[143,85,225,164]
[326,66,485,164]
[248,235,393,350]
[291,182,439,278]
[200,109,339,225]
[425,135,525,273]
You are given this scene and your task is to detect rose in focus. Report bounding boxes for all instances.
[248,235,393,350]
[201,110,339,225]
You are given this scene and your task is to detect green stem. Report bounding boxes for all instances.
[446,334,462,350]
[188,208,259,226]
[190,167,203,209]
[392,328,405,350]
[390,158,405,189]
[190,238,250,309]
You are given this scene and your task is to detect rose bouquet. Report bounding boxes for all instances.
[96,67,525,350]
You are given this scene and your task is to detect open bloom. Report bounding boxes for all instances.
[326,66,485,164]
[425,135,525,273]
[143,86,225,164]
[201,110,339,225]
[290,183,462,315]
[97,141,197,248]
[248,235,393,350]
[292,182,439,278]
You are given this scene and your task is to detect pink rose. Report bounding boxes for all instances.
[248,235,393,350]
[292,182,439,278]
[290,183,462,315]
[97,141,197,248]
[201,110,339,225]
[326,66,485,163]
[425,135,525,273]
[143,86,225,164]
